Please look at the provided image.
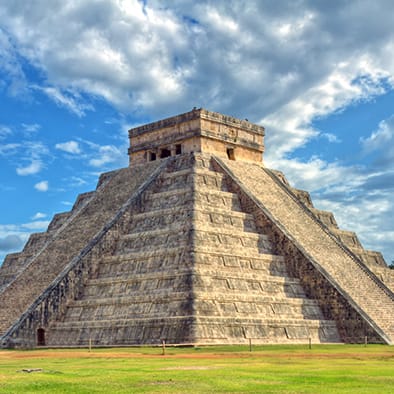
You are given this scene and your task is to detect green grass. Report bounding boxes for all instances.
[0,345,393,393]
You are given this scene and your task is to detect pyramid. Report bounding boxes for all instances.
[1,108,394,348]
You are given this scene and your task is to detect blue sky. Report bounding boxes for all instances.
[0,0,393,264]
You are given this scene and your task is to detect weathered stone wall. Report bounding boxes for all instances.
[128,108,264,165]
[0,160,165,347]
[213,156,394,344]
[5,152,346,347]
[2,108,392,348]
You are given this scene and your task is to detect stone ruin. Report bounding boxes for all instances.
[0,108,393,348]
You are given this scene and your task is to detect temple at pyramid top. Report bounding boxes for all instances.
[128,108,265,165]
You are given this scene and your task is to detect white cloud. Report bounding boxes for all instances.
[14,141,49,176]
[0,27,28,97]
[88,145,124,168]
[361,116,394,152]
[69,176,87,187]
[55,140,82,154]
[35,86,94,117]
[31,212,47,220]
[0,125,12,139]
[17,160,43,176]
[21,220,50,230]
[0,234,24,251]
[0,220,49,259]
[263,61,390,163]
[1,0,394,262]
[21,123,40,134]
[0,143,19,156]
[34,180,49,192]
[321,133,341,143]
[1,0,393,125]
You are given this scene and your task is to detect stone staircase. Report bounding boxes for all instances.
[215,157,394,344]
[46,153,340,346]
[0,161,162,342]
[190,155,339,344]
[0,192,95,292]
[46,157,196,346]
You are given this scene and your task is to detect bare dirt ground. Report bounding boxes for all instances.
[1,348,393,361]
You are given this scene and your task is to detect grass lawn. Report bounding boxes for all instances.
[0,344,393,393]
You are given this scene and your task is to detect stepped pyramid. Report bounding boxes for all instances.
[1,108,394,348]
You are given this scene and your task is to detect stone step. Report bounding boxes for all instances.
[194,189,242,212]
[142,187,193,211]
[193,277,306,298]
[78,272,306,302]
[83,273,193,298]
[0,162,164,338]
[123,205,256,234]
[47,212,72,233]
[156,168,227,192]
[102,248,284,264]
[61,300,324,323]
[193,208,257,232]
[123,206,193,233]
[95,249,287,279]
[45,319,340,346]
[194,317,340,343]
[87,268,300,288]
[349,248,387,267]
[49,316,337,330]
[65,291,191,307]
[309,208,338,229]
[330,228,362,248]
[118,225,269,251]
[162,167,223,180]
[64,290,318,310]
[79,273,304,300]
[118,227,192,253]
[219,158,394,342]
[144,187,242,212]
[193,228,272,253]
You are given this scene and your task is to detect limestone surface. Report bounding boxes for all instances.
[0,108,393,348]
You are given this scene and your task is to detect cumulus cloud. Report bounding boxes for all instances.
[20,220,50,230]
[0,234,24,251]
[88,145,125,167]
[55,138,128,170]
[55,140,82,154]
[0,220,50,262]
[1,0,394,261]
[34,180,49,192]
[360,116,394,167]
[0,0,393,126]
[31,212,47,220]
[16,160,43,176]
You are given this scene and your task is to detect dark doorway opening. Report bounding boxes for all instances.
[227,148,235,160]
[37,328,45,346]
[148,151,157,161]
[160,148,171,158]
[175,144,182,155]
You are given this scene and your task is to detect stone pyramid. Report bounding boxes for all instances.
[1,108,394,348]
